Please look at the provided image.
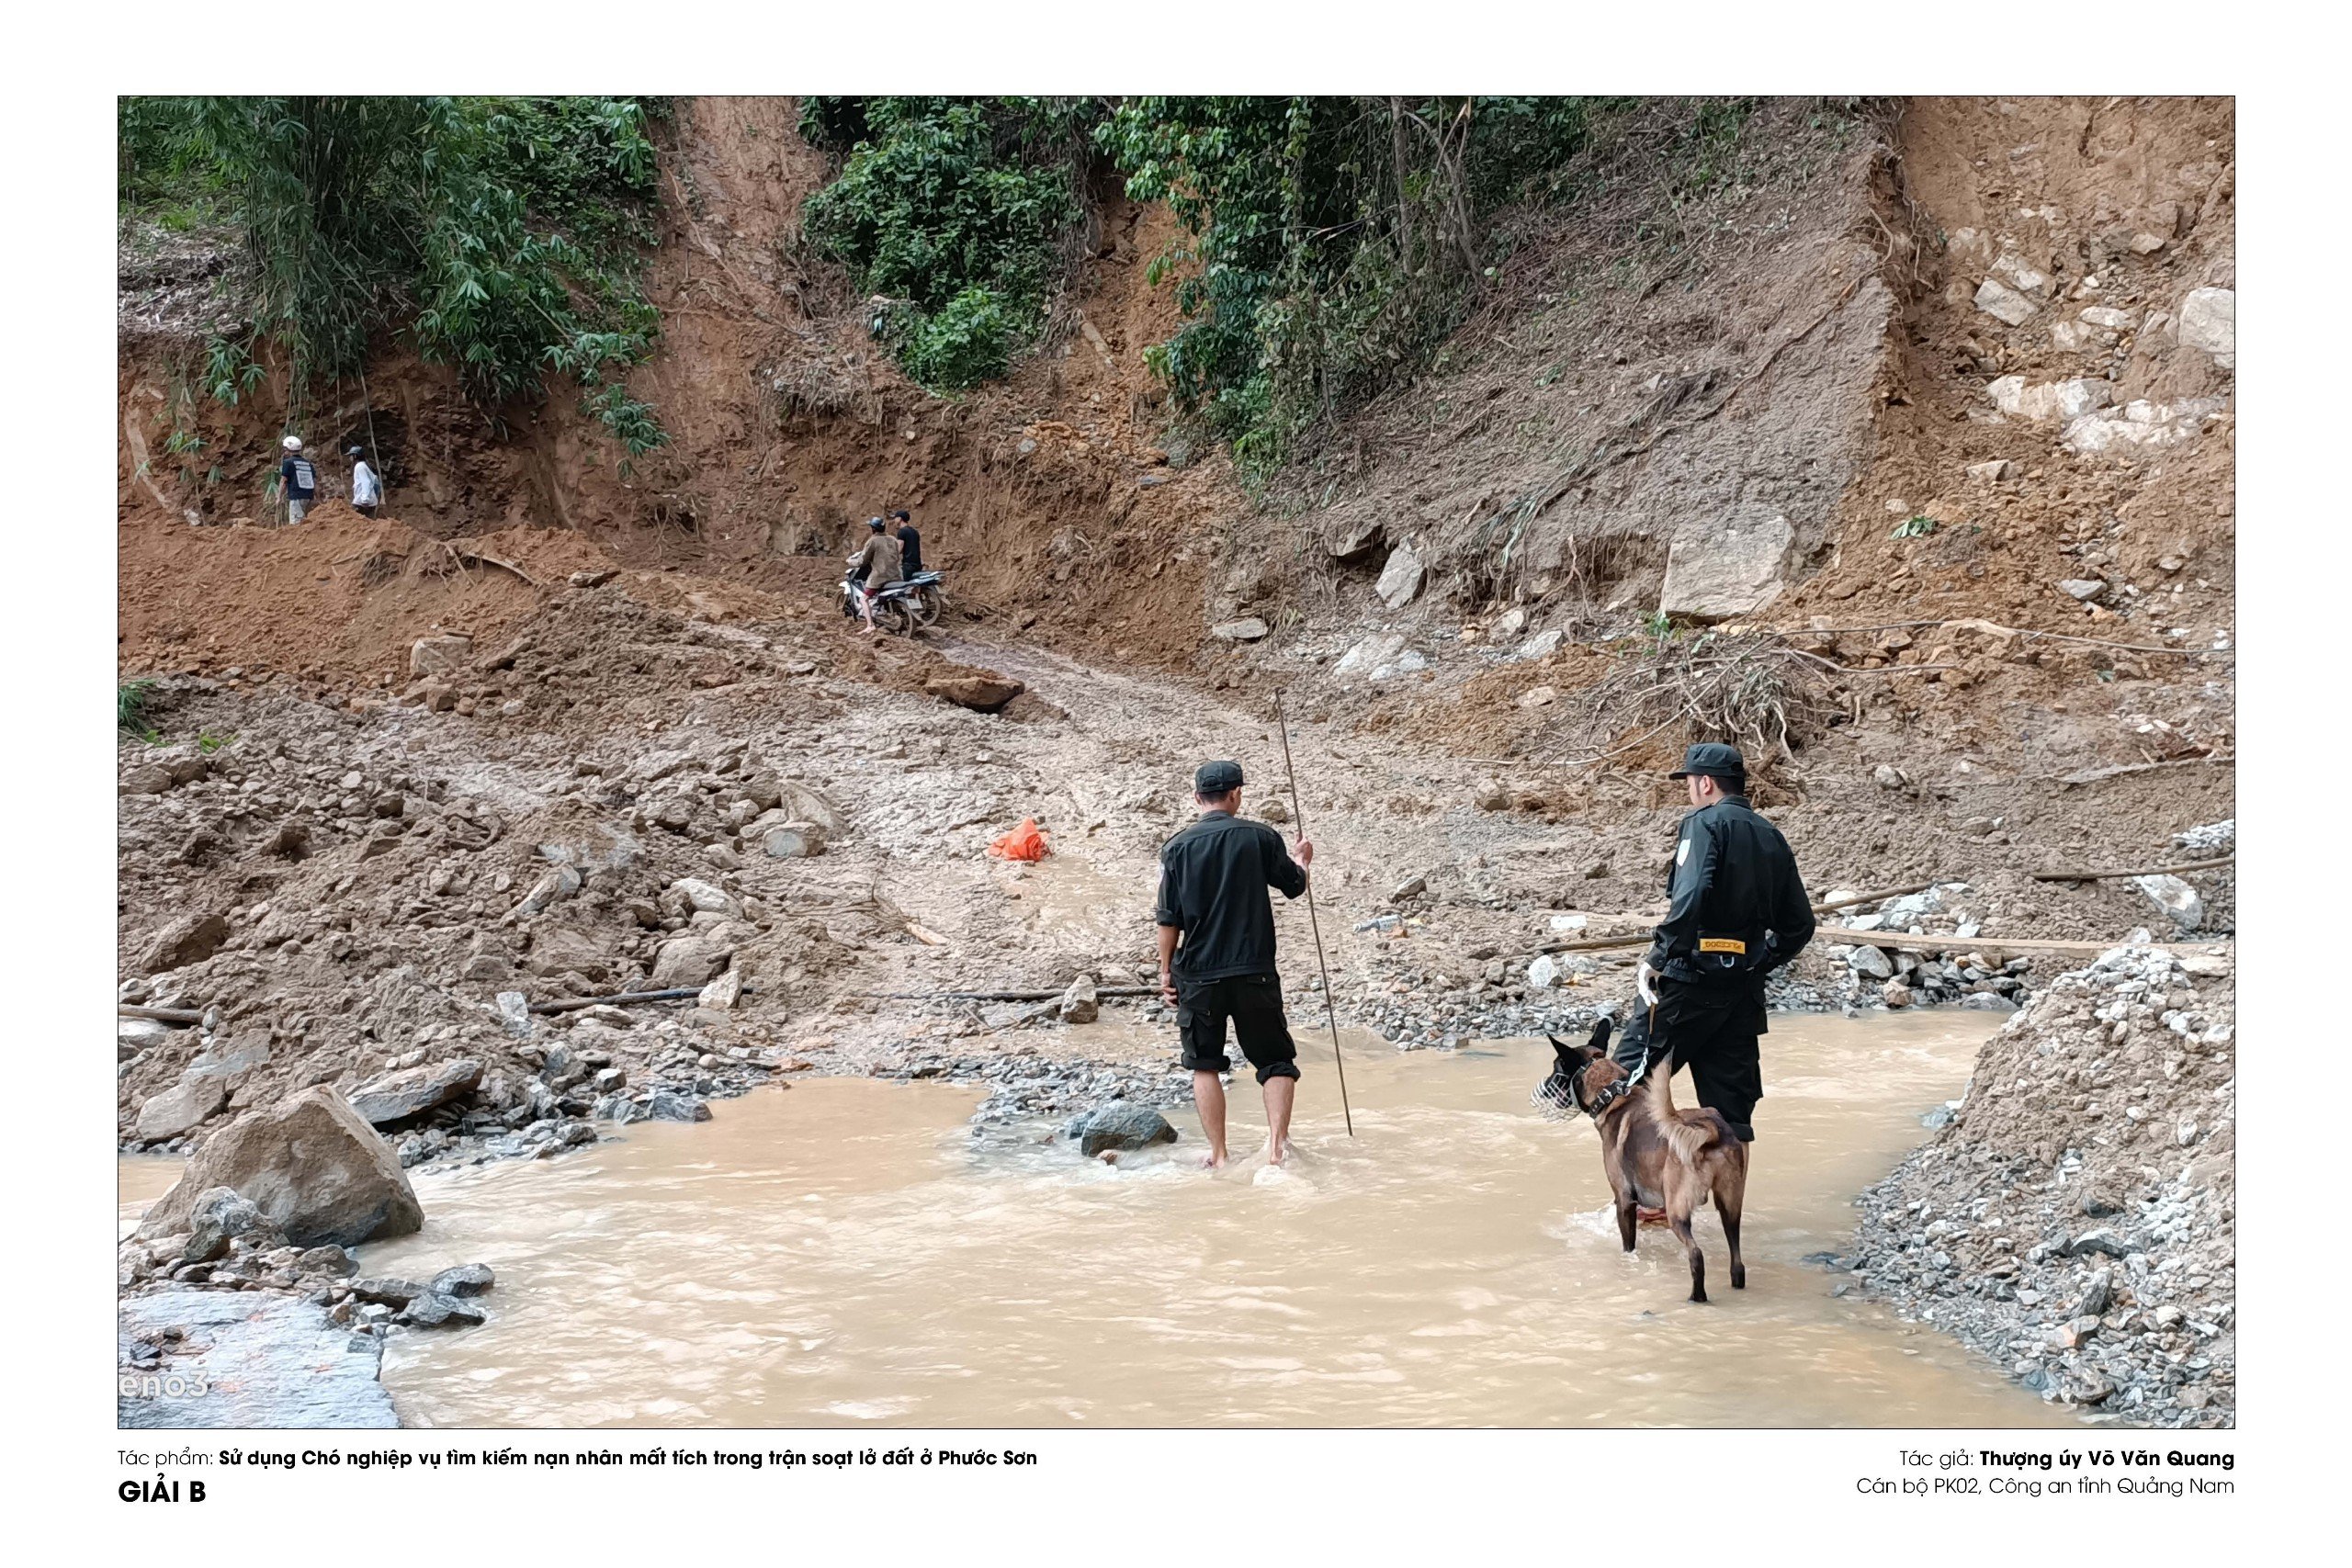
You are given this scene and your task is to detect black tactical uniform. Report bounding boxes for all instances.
[1611,742,1814,1140]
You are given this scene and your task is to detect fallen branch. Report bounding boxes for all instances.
[1815,924,2226,963]
[450,547,543,587]
[119,1005,202,1025]
[1815,881,1937,913]
[528,985,756,1016]
[862,987,1159,1003]
[2058,753,2233,787]
[2031,857,2235,884]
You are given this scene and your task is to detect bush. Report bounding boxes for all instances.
[898,288,1017,390]
[119,96,669,464]
[1102,96,1619,479]
[800,97,1101,391]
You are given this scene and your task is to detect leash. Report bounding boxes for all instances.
[1273,692,1354,1137]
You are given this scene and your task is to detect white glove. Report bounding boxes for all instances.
[1636,961,1659,1008]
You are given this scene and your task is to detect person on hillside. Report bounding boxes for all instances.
[845,515,903,635]
[277,435,317,525]
[347,446,382,518]
[1611,742,1815,1180]
[1156,761,1316,1171]
[892,509,922,576]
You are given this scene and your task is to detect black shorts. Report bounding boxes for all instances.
[1175,973,1299,1084]
[1611,980,1765,1139]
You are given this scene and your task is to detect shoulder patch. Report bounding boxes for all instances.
[1676,837,1691,866]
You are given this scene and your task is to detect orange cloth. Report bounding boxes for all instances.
[988,818,1050,862]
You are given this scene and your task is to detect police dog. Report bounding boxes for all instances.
[1533,1018,1748,1303]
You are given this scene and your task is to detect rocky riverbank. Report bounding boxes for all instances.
[1835,941,2234,1427]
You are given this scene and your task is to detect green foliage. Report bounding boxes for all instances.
[119,96,668,463]
[197,731,231,753]
[1892,514,1939,539]
[896,288,1016,390]
[118,679,157,733]
[1101,96,1609,479]
[799,97,1102,391]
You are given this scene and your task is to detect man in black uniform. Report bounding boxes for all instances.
[1155,761,1315,1169]
[1611,742,1815,1148]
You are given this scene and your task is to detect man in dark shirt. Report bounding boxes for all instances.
[277,435,317,525]
[1612,741,1815,1145]
[1156,760,1314,1169]
[891,509,922,575]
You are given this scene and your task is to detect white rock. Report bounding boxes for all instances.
[1211,617,1269,642]
[1334,632,1407,680]
[1527,954,1566,989]
[1491,607,1528,639]
[1548,914,1589,933]
[2057,578,2109,601]
[1375,545,1426,609]
[1659,511,1793,622]
[1848,945,1895,980]
[671,877,741,918]
[1974,278,2038,326]
[1516,685,1558,710]
[1989,375,2114,423]
[1965,458,2018,483]
[1515,626,1566,661]
[2177,287,2234,367]
[2079,305,2138,331]
[2132,874,2204,932]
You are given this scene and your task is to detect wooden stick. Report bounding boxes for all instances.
[1277,691,1354,1137]
[119,1006,203,1025]
[2059,754,2233,787]
[528,985,758,1016]
[2031,857,2235,884]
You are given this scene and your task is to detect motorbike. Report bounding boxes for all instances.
[840,567,940,637]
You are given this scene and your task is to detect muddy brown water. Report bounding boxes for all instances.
[331,1013,2070,1427]
[119,1014,2073,1427]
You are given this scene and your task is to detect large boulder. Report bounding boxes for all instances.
[1070,1101,1178,1158]
[409,634,473,677]
[927,671,1025,713]
[1659,511,1793,622]
[650,934,733,989]
[347,1057,484,1126]
[1374,545,1426,609]
[136,1085,423,1249]
[772,780,844,834]
[135,1074,228,1141]
[139,911,229,974]
[2177,287,2234,368]
[1328,518,1385,563]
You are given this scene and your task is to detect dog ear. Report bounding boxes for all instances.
[1586,1017,1613,1056]
[1547,1033,1577,1061]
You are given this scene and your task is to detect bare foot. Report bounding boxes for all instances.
[1199,1150,1227,1171]
[1261,1137,1293,1168]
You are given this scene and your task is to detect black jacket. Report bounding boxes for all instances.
[1645,795,1814,985]
[1155,810,1307,981]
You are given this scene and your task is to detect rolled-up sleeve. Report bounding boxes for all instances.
[1263,828,1307,899]
[1155,854,1182,928]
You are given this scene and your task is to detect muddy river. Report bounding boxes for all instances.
[130,1010,2046,1428]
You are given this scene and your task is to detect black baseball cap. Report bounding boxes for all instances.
[1194,760,1246,794]
[1668,742,1746,781]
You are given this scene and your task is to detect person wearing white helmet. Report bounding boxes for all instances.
[347,445,382,517]
[278,435,317,525]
